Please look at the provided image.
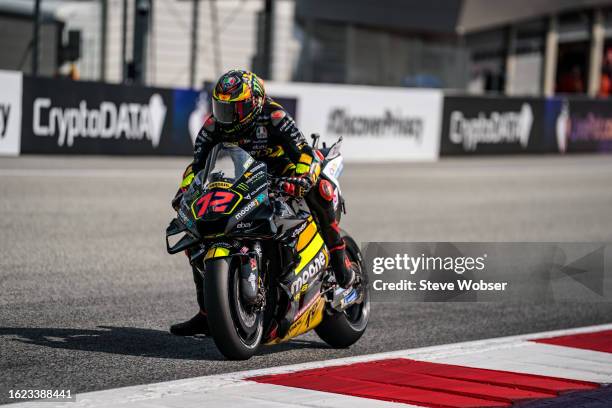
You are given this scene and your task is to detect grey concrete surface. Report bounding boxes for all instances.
[1,154,612,403]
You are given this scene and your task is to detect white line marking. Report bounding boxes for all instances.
[0,169,177,178]
[435,342,612,383]
[5,323,612,408]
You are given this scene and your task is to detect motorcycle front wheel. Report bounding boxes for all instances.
[204,258,263,360]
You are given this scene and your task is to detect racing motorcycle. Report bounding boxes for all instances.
[166,136,369,360]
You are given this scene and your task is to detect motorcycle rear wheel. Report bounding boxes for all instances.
[204,258,263,360]
[315,232,370,348]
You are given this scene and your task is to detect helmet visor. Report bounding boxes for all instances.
[212,98,255,125]
[212,99,235,124]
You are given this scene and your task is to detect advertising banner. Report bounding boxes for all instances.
[0,70,22,156]
[440,96,548,155]
[20,77,189,155]
[265,82,443,161]
[545,97,612,154]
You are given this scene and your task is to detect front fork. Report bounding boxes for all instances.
[238,242,262,305]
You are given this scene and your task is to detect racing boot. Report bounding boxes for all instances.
[169,310,210,336]
[329,244,355,289]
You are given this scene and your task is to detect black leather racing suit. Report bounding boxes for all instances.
[187,97,348,312]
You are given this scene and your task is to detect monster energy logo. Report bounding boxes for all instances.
[236,182,249,191]
[252,75,264,97]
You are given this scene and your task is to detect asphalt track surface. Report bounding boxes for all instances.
[1,154,612,404]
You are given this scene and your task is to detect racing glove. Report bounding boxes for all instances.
[278,151,321,198]
[180,164,195,192]
[276,176,313,198]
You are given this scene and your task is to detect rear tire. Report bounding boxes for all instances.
[204,258,263,360]
[315,232,369,348]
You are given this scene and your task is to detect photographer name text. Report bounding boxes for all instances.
[371,253,508,292]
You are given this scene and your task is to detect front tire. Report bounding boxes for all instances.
[204,258,263,360]
[315,232,370,348]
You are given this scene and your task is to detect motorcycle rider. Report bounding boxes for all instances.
[170,70,355,336]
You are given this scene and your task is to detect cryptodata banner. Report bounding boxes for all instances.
[363,242,612,302]
[20,76,183,155]
[440,96,548,155]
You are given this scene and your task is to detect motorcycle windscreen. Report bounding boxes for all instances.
[183,144,255,221]
[184,144,252,198]
[200,143,254,188]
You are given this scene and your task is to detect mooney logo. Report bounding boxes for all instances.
[449,103,533,151]
[234,199,259,221]
[0,103,10,139]
[291,251,327,295]
[33,94,167,148]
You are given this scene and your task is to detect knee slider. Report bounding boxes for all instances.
[318,179,334,201]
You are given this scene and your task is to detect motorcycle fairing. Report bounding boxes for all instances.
[202,241,259,263]
[280,217,329,301]
[166,218,199,254]
[265,295,325,345]
[189,160,276,239]
[204,244,232,260]
[321,156,343,186]
[224,202,276,238]
[295,218,319,252]
[272,217,329,339]
[190,188,244,220]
